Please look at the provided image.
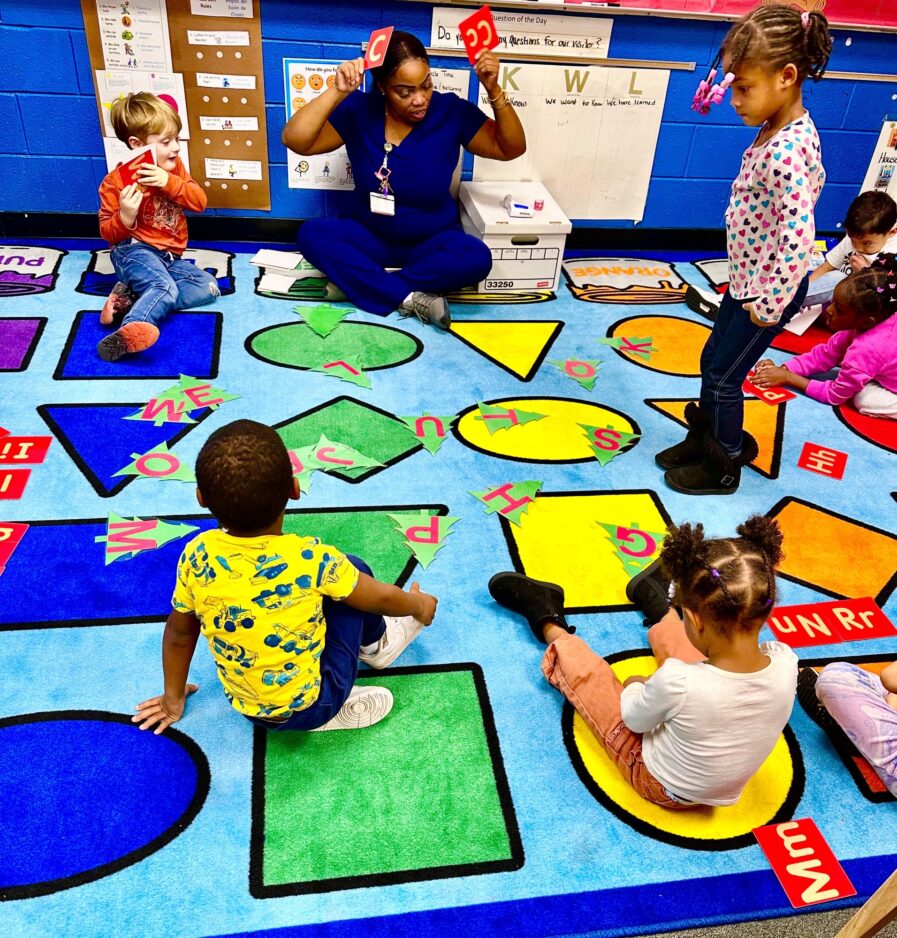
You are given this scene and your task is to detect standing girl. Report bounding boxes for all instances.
[658,5,833,494]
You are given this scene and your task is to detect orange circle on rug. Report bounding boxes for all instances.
[565,653,803,850]
[454,397,639,463]
[607,315,710,377]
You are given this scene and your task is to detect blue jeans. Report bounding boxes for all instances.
[247,556,387,732]
[699,276,809,455]
[111,241,219,329]
[803,269,845,308]
[297,218,493,316]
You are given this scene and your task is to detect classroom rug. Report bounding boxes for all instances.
[1,241,895,938]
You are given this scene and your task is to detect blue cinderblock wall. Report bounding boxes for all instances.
[0,0,894,229]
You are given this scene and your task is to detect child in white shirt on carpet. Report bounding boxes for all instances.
[488,516,797,808]
[804,190,897,310]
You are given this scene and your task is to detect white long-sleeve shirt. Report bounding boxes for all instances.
[620,642,798,806]
[725,112,825,324]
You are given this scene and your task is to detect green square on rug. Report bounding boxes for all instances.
[255,664,521,894]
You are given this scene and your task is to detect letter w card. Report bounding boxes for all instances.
[753,819,856,908]
[458,5,500,64]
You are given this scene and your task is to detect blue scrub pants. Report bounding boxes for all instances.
[246,556,386,732]
[699,275,808,455]
[297,217,493,316]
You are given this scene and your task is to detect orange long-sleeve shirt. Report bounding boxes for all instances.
[98,157,207,255]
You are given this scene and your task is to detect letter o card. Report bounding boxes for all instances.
[365,26,394,69]
[459,5,500,64]
[753,819,856,909]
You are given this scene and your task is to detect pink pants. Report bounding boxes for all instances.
[541,616,705,808]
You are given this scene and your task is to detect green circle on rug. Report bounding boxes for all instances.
[246,321,423,372]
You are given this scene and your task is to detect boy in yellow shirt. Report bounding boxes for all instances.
[133,420,437,733]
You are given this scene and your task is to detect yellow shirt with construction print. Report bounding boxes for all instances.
[171,529,359,719]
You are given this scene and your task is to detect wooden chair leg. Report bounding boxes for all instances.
[835,868,897,938]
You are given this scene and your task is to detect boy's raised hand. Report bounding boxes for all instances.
[133,683,199,735]
[409,581,437,625]
[136,163,170,189]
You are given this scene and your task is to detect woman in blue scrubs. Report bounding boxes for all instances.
[282,31,526,329]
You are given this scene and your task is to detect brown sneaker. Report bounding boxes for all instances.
[97,322,160,362]
[100,282,135,325]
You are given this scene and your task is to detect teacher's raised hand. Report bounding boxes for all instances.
[335,57,365,95]
[473,49,501,97]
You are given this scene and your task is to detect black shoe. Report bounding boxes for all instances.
[488,572,575,643]
[625,559,671,626]
[796,668,853,744]
[655,402,709,470]
[665,431,758,496]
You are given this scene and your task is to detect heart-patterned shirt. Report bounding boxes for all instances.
[725,112,825,324]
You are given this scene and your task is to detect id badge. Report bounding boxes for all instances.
[370,192,396,216]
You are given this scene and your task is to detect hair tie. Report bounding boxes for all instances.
[711,568,720,578]
[801,11,811,30]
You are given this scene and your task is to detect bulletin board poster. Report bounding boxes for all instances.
[94,0,173,71]
[472,64,669,221]
[564,1,896,30]
[431,6,613,59]
[861,121,897,201]
[283,62,355,190]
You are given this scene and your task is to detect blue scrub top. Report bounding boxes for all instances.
[329,89,488,243]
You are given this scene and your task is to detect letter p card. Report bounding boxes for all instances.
[753,819,855,909]
[459,5,500,64]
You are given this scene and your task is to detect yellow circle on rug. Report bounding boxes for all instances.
[569,654,800,848]
[455,397,638,462]
[608,316,710,377]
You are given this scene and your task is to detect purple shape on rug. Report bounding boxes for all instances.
[0,273,54,297]
[0,319,42,370]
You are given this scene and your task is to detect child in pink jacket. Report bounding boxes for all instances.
[754,256,897,418]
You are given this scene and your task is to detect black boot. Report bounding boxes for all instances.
[488,572,575,643]
[655,402,709,470]
[664,431,758,496]
[625,559,671,626]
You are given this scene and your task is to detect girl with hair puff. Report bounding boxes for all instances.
[489,516,797,808]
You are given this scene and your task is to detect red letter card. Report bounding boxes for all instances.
[753,819,856,909]
[797,442,847,480]
[458,5,500,64]
[0,469,30,500]
[0,522,28,576]
[766,601,841,647]
[118,143,157,188]
[743,372,796,405]
[364,26,394,69]
[827,597,896,642]
[0,435,52,464]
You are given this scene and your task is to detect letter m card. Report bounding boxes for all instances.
[753,819,856,909]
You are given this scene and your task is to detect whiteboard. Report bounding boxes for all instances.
[472,64,669,222]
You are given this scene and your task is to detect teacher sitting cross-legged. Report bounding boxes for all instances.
[282,30,526,329]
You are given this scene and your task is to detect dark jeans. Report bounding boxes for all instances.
[699,276,809,454]
[246,555,386,732]
[297,217,493,316]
